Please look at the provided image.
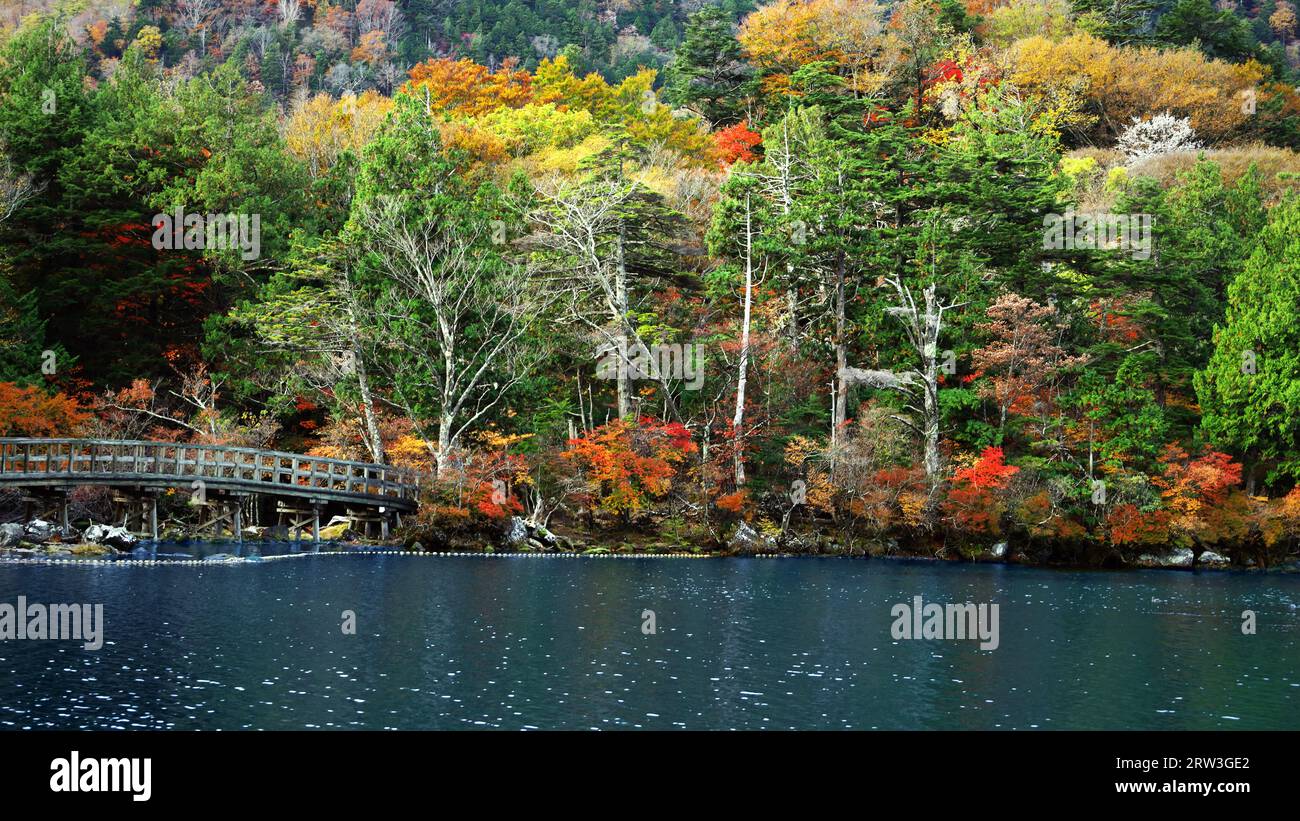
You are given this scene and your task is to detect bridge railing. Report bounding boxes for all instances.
[0,438,419,505]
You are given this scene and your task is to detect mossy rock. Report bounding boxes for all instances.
[318,522,352,541]
[69,543,114,556]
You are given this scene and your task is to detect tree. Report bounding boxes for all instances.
[1154,0,1262,63]
[526,147,689,420]
[0,382,89,436]
[1196,194,1300,491]
[971,293,1081,435]
[348,93,548,476]
[664,5,753,126]
[1115,112,1202,161]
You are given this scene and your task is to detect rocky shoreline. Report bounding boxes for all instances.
[2,515,1293,572]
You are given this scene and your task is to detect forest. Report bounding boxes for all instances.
[2,0,1300,566]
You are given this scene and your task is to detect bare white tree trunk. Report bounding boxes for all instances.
[839,278,960,493]
[732,193,755,487]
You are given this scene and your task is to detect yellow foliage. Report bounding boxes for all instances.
[284,91,393,178]
[1008,32,1265,143]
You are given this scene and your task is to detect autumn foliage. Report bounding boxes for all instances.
[562,418,696,520]
[0,383,90,437]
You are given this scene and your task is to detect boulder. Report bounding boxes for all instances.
[0,523,24,548]
[318,519,353,541]
[727,521,776,555]
[1198,550,1230,566]
[84,523,139,551]
[49,524,80,542]
[504,516,529,548]
[531,523,560,548]
[24,519,54,543]
[1137,547,1195,567]
[990,542,1008,559]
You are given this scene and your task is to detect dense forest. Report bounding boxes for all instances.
[3,0,1300,565]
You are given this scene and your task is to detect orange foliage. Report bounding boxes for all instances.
[1107,503,1172,545]
[562,418,696,518]
[0,382,90,437]
[403,57,533,117]
[943,447,1020,534]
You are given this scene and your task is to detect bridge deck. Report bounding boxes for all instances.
[0,438,419,512]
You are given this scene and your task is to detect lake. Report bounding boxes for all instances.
[1,550,1298,730]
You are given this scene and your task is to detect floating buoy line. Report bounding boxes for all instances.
[0,548,751,568]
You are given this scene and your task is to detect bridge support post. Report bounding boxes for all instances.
[312,502,321,543]
[232,494,245,545]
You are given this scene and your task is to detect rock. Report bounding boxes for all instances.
[531,523,560,548]
[24,519,54,543]
[204,553,241,562]
[318,520,353,541]
[410,541,424,552]
[49,524,80,542]
[727,521,776,555]
[83,524,139,551]
[1137,547,1195,567]
[0,523,23,548]
[990,542,1008,558]
[526,537,547,551]
[70,543,112,557]
[1198,550,1230,566]
[504,516,529,548]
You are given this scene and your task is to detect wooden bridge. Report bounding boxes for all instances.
[0,438,419,542]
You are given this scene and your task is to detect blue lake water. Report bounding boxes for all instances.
[1,552,1298,730]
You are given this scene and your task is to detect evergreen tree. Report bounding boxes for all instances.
[1196,194,1300,490]
[663,5,752,126]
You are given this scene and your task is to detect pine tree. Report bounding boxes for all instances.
[1195,194,1300,491]
[663,5,752,127]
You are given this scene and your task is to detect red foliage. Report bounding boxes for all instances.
[714,120,762,166]
[562,417,696,518]
[952,447,1019,490]
[943,448,1020,534]
[1107,503,1171,545]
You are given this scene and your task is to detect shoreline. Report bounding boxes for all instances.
[2,541,1295,573]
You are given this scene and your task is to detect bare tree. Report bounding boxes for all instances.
[526,172,688,419]
[175,0,217,53]
[360,195,550,476]
[0,147,40,224]
[840,272,965,495]
[277,0,303,28]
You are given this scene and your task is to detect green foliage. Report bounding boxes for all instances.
[1196,194,1300,487]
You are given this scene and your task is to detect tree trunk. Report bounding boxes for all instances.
[354,344,385,464]
[733,194,754,488]
[833,254,848,436]
[921,284,942,489]
[615,224,631,418]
